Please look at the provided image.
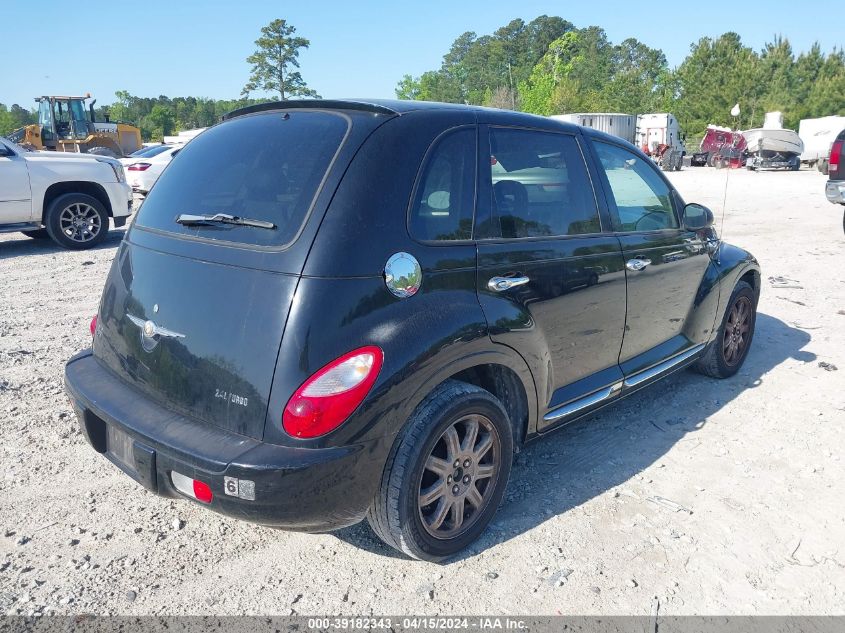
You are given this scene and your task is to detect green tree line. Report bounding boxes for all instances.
[104,91,273,140]
[0,93,272,141]
[4,17,844,143]
[0,103,36,137]
[398,17,845,140]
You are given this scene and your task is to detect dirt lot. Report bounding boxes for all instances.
[1,168,843,616]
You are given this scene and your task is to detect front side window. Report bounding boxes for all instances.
[409,128,476,241]
[488,128,600,238]
[593,141,679,232]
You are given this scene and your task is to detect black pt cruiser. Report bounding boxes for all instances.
[65,99,760,561]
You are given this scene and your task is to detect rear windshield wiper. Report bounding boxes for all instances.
[175,213,276,230]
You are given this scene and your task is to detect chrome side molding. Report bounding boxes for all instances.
[623,344,705,388]
[543,382,623,422]
[542,344,706,424]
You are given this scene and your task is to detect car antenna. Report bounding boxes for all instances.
[720,103,742,238]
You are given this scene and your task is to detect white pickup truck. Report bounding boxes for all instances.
[0,136,132,249]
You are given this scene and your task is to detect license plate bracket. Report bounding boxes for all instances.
[105,425,157,491]
[107,424,135,472]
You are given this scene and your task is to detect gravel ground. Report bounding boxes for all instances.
[1,168,843,616]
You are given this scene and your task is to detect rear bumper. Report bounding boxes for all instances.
[826,180,845,205]
[64,350,387,532]
[127,172,155,195]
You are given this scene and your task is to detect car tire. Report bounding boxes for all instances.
[21,229,50,239]
[694,280,757,379]
[367,380,513,561]
[45,193,109,250]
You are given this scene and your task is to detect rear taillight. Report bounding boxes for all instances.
[830,139,842,174]
[89,315,97,337]
[283,346,383,439]
[127,163,151,171]
[171,471,213,503]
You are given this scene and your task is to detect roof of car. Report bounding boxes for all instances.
[223,98,489,120]
[221,99,642,151]
[223,98,577,124]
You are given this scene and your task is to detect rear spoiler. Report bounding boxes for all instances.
[222,99,399,121]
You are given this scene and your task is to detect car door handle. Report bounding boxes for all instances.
[625,258,652,271]
[488,276,530,292]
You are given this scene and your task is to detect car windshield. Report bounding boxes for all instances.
[135,110,349,247]
[0,136,28,152]
[130,144,174,158]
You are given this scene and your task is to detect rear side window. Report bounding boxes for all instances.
[409,128,476,241]
[136,111,349,247]
[488,128,600,238]
[593,141,679,232]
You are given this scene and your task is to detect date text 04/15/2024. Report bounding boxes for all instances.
[305,618,527,630]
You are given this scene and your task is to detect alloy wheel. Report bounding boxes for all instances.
[723,295,752,366]
[59,203,102,243]
[417,414,501,540]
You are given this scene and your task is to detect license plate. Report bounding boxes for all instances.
[107,425,135,471]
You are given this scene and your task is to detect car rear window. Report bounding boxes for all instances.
[135,111,349,247]
[131,145,172,158]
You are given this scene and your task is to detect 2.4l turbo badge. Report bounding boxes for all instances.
[224,476,256,501]
[214,389,248,407]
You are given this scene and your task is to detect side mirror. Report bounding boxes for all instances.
[683,203,714,231]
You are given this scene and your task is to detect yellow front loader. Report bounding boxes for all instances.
[10,94,141,158]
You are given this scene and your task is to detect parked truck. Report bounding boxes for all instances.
[691,125,747,167]
[636,113,684,152]
[636,113,686,171]
[798,116,845,174]
[0,135,132,249]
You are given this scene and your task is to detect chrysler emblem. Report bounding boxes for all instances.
[127,313,185,351]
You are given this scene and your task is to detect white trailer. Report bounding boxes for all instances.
[798,116,845,170]
[549,113,636,144]
[635,113,685,153]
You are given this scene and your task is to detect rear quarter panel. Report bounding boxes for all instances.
[266,109,539,449]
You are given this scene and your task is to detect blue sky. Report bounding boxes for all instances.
[1,0,839,107]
